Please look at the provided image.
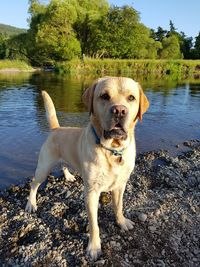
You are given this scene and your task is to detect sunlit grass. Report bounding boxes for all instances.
[0,60,34,71]
[55,58,200,77]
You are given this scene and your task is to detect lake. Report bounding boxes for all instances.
[0,72,200,189]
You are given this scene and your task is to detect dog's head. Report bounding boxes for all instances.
[82,77,149,145]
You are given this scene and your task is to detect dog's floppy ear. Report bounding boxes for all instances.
[82,77,109,114]
[82,81,97,115]
[137,83,149,121]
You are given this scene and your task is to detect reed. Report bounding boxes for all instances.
[55,58,200,77]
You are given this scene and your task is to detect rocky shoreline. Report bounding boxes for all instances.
[0,140,200,266]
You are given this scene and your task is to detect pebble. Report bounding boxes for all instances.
[188,176,197,186]
[149,225,157,232]
[181,214,187,222]
[157,259,165,267]
[112,241,121,248]
[66,190,72,198]
[95,259,106,265]
[154,209,161,216]
[178,190,183,197]
[161,249,165,256]
[138,212,147,222]
[193,249,200,255]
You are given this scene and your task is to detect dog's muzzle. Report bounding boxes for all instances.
[103,104,128,140]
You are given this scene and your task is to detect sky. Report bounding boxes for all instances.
[0,0,199,38]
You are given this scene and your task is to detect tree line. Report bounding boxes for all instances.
[0,0,200,66]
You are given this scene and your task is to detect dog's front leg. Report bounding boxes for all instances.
[112,184,134,231]
[85,189,101,261]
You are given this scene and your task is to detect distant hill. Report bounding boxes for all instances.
[0,23,27,37]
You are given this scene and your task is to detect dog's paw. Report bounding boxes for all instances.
[118,217,134,231]
[25,200,37,213]
[63,167,76,182]
[87,241,102,261]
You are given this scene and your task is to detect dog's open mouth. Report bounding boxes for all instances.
[104,123,127,140]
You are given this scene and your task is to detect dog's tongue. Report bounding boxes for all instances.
[104,129,127,140]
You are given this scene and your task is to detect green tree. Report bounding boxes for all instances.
[160,35,182,59]
[179,32,193,59]
[154,26,168,42]
[6,33,30,61]
[36,0,81,61]
[146,39,162,59]
[194,32,200,58]
[169,20,176,35]
[26,0,47,64]
[74,0,109,55]
[168,21,194,59]
[27,0,81,64]
[0,34,7,59]
[88,6,161,59]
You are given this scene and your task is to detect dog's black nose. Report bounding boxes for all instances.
[110,105,128,117]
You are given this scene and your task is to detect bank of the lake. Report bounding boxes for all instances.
[0,60,35,72]
[1,59,200,77]
[55,59,200,76]
[0,140,199,266]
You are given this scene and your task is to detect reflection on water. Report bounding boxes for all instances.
[0,72,200,189]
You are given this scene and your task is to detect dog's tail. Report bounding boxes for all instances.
[42,91,60,130]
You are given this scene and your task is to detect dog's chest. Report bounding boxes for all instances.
[88,159,134,192]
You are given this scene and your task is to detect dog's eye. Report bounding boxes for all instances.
[128,95,135,101]
[100,93,110,101]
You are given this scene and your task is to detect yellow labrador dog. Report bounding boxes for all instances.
[26,77,149,260]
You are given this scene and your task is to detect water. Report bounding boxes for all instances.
[0,72,200,189]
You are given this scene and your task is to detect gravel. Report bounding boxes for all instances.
[0,140,200,266]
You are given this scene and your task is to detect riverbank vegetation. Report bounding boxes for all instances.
[0,60,34,72]
[55,58,200,76]
[0,0,200,73]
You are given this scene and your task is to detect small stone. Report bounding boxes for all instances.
[24,256,29,262]
[181,214,187,222]
[95,259,106,265]
[138,213,147,222]
[100,192,110,205]
[183,141,192,147]
[110,241,117,247]
[56,256,62,262]
[188,176,197,187]
[157,259,165,267]
[81,257,88,265]
[161,249,165,256]
[19,211,24,216]
[193,249,200,255]
[149,225,157,232]
[66,191,72,198]
[178,190,183,197]
[155,209,161,216]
